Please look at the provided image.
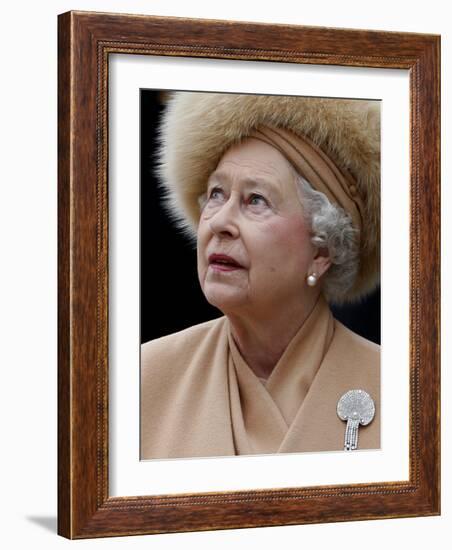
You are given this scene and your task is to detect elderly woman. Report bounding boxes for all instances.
[141,93,380,459]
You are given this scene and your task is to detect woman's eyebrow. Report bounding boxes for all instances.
[207,172,281,195]
[241,176,280,194]
[206,171,229,186]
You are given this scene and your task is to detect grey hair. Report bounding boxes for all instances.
[296,175,360,304]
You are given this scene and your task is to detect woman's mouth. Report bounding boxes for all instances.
[208,254,244,272]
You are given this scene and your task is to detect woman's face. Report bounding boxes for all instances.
[197,138,318,318]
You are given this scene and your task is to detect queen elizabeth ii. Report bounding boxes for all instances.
[141,93,380,459]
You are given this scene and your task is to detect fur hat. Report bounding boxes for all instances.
[156,92,380,303]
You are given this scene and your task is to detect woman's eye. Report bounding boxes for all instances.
[208,187,224,201]
[248,193,268,207]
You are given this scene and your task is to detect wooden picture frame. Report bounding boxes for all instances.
[58,10,440,539]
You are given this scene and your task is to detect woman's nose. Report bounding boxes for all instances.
[209,197,240,239]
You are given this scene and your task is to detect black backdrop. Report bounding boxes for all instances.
[140,90,381,345]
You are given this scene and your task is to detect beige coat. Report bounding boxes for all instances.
[141,297,380,459]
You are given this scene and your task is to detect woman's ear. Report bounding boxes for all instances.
[310,247,332,279]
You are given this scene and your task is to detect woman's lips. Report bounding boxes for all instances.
[210,264,241,272]
[208,253,244,272]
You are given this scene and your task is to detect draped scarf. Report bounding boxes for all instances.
[227,294,334,454]
[140,295,380,459]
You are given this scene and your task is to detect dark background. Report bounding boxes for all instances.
[140,90,381,345]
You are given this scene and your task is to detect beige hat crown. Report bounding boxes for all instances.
[157,92,380,303]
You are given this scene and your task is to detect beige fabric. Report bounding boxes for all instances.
[248,126,365,235]
[141,296,380,459]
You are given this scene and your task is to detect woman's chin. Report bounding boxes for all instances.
[203,288,248,313]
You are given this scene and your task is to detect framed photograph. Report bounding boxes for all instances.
[58,11,440,538]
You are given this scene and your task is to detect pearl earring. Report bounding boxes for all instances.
[307,273,318,287]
